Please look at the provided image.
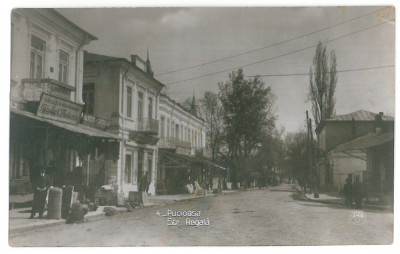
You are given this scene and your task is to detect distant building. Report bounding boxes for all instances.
[315,110,394,192]
[84,51,164,196]
[10,9,120,208]
[156,94,208,194]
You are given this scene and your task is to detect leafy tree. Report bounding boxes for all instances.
[199,91,224,162]
[308,41,337,126]
[284,130,309,192]
[218,69,276,187]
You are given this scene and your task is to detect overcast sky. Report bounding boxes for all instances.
[57,7,395,133]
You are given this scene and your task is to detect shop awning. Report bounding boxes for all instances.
[333,131,394,153]
[11,108,121,140]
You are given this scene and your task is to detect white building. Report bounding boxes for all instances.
[84,51,163,197]
[10,9,120,208]
[156,94,208,194]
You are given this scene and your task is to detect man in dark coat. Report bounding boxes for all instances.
[343,177,353,208]
[353,176,364,209]
[139,172,149,193]
[30,168,52,219]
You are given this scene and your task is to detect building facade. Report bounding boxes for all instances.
[10,9,120,207]
[315,110,394,192]
[157,94,208,194]
[83,52,164,197]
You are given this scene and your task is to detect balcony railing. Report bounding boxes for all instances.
[137,118,159,134]
[21,78,74,102]
[159,137,192,149]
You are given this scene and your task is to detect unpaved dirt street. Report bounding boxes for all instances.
[9,184,393,246]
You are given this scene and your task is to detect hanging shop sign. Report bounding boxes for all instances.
[82,114,111,131]
[36,93,83,124]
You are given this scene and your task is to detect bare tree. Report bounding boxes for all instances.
[308,41,337,126]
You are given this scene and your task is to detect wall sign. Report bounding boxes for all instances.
[82,114,111,130]
[36,93,83,124]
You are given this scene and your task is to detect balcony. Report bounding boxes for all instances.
[137,118,159,135]
[159,137,192,149]
[21,78,74,102]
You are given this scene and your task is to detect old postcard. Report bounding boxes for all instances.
[8,6,395,247]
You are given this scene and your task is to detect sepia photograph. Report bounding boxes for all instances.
[7,4,395,247]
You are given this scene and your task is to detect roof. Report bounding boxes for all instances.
[11,108,121,140]
[50,9,98,41]
[84,52,165,89]
[84,52,126,62]
[159,93,205,122]
[316,109,394,133]
[326,110,394,122]
[333,131,394,153]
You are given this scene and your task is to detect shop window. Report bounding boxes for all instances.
[125,154,132,184]
[83,83,95,115]
[30,35,46,79]
[58,50,69,84]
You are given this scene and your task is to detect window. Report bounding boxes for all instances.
[30,35,46,79]
[148,97,153,119]
[125,154,132,183]
[83,83,95,114]
[184,127,187,141]
[127,86,132,118]
[175,124,179,139]
[160,116,165,138]
[167,119,170,138]
[138,92,144,119]
[58,50,69,84]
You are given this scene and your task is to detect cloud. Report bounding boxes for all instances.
[160,9,197,29]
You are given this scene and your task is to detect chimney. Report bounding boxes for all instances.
[130,55,137,67]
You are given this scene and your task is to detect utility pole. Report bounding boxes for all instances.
[306,111,319,198]
[305,111,310,194]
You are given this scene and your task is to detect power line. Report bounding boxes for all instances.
[245,65,394,77]
[165,20,391,86]
[156,7,389,77]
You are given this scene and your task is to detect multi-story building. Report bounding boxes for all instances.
[156,94,208,194]
[83,51,163,196]
[9,9,120,207]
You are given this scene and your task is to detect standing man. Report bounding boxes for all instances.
[139,171,149,193]
[343,176,353,208]
[30,168,52,219]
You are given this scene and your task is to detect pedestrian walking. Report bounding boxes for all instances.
[30,167,52,219]
[343,176,353,208]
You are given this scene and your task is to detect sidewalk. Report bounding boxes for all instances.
[9,190,237,235]
[9,205,128,235]
[295,185,392,211]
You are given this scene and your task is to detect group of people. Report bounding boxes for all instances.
[343,175,364,209]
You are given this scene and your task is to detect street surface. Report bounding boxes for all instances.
[9,184,393,246]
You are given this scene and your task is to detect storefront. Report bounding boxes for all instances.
[9,104,120,208]
[156,149,227,194]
